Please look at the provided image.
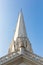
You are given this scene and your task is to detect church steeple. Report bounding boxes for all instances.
[14,9,27,41]
[8,10,33,54]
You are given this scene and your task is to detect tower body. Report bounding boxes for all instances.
[0,10,43,65]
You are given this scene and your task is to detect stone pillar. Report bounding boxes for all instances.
[20,47,25,54]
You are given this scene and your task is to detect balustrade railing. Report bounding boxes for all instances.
[0,50,43,65]
[0,52,19,65]
[24,50,43,64]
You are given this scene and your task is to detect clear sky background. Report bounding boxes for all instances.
[0,0,43,57]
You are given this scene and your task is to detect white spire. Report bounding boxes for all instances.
[14,10,27,41]
[8,10,33,54]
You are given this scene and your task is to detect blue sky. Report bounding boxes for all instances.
[0,0,43,57]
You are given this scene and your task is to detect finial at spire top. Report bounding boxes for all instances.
[20,8,22,12]
[20,8,23,14]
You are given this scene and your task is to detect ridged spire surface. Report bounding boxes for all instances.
[14,10,27,41]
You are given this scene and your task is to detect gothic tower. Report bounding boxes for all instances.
[0,10,43,65]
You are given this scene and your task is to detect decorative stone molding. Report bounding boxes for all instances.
[14,37,33,53]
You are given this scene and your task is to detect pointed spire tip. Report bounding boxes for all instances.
[20,8,23,13]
